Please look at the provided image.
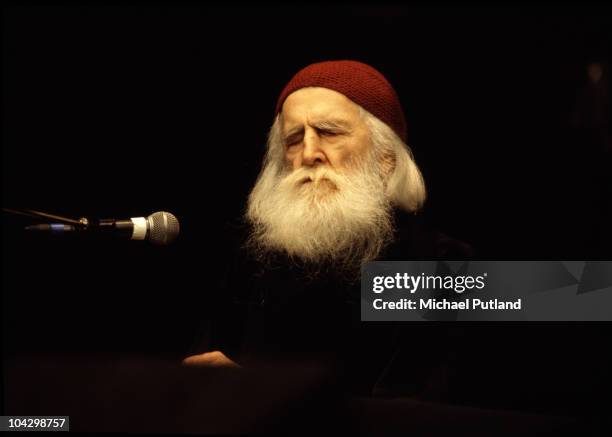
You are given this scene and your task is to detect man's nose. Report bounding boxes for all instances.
[301,131,326,167]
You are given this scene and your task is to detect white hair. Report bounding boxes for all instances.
[360,108,427,213]
[244,105,426,274]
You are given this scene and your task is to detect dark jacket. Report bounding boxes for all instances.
[189,209,474,396]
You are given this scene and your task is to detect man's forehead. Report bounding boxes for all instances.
[280,87,359,128]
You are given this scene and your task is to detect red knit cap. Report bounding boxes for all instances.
[275,60,407,142]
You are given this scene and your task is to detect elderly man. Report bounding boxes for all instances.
[184,61,471,394]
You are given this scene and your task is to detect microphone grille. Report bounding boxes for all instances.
[147,211,180,245]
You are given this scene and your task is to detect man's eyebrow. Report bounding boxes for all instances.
[282,118,353,142]
[310,119,353,131]
[283,126,304,141]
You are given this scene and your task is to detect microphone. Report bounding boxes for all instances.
[25,211,180,245]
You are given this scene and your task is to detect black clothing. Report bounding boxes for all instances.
[188,213,612,419]
[190,210,473,395]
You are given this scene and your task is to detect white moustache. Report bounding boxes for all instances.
[282,167,344,191]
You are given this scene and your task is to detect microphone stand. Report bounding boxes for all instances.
[3,208,135,237]
[2,208,89,229]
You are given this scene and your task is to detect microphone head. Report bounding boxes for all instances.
[146,211,180,245]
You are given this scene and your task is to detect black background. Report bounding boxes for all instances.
[2,0,611,369]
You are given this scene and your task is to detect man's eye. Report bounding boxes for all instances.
[318,129,339,137]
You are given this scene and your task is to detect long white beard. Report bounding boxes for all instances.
[245,156,395,273]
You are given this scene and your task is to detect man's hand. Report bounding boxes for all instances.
[182,351,241,368]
